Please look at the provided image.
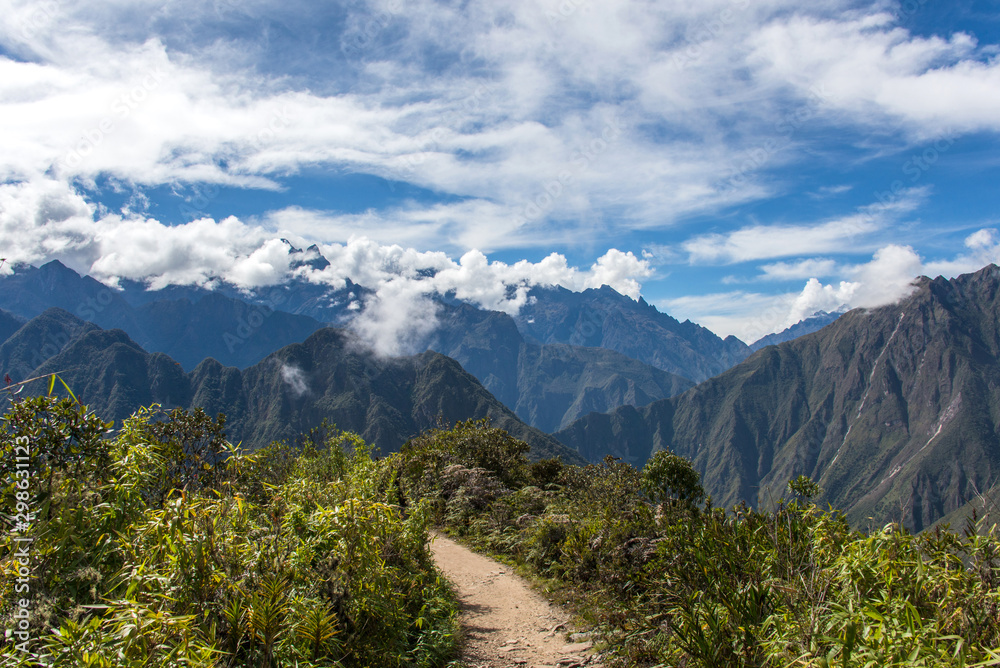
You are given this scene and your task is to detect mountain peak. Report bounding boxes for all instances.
[38,259,77,276]
[287,242,331,272]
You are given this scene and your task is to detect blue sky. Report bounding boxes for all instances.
[1,0,999,344]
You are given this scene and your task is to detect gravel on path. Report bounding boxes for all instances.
[429,533,600,668]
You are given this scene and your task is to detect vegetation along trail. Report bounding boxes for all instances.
[429,533,599,668]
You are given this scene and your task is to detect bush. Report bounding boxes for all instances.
[1,400,459,667]
[641,448,704,510]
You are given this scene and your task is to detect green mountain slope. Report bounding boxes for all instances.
[556,265,1000,530]
[12,314,583,463]
[0,308,24,348]
[0,308,100,382]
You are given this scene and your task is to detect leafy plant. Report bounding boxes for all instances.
[1,400,459,667]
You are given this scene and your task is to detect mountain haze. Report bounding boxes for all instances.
[514,285,752,383]
[1,260,702,431]
[430,304,694,432]
[0,261,327,370]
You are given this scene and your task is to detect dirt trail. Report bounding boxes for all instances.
[429,533,599,668]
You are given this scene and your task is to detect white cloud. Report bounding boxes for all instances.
[660,289,798,342]
[748,12,1000,136]
[1,0,994,250]
[280,363,309,397]
[349,278,441,357]
[682,188,927,264]
[0,174,655,353]
[683,214,878,264]
[780,244,922,330]
[759,258,839,281]
[665,243,976,341]
[2,0,1000,354]
[924,227,1000,277]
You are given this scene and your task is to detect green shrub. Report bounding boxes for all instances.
[1,400,458,667]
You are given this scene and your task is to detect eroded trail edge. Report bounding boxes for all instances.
[429,533,599,668]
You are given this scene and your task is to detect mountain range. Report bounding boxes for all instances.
[555,265,1000,530]
[0,257,719,432]
[514,284,751,383]
[8,250,990,530]
[749,310,844,352]
[2,307,584,464]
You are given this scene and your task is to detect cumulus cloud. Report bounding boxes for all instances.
[318,241,652,354]
[349,279,441,357]
[924,228,1000,277]
[748,12,1000,137]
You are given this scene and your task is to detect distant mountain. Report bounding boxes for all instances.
[514,285,751,383]
[0,260,142,330]
[0,261,326,370]
[556,266,1000,530]
[0,309,25,351]
[0,261,693,432]
[116,241,370,326]
[430,304,693,432]
[117,242,371,326]
[8,311,584,464]
[130,293,325,370]
[750,310,843,351]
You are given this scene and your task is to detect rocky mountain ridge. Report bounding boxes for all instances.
[556,266,1000,530]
